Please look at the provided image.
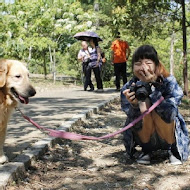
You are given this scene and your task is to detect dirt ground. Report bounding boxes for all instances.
[6,99,190,190]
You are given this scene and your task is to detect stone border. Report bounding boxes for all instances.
[0,95,119,190]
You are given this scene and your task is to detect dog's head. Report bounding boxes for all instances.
[0,59,36,104]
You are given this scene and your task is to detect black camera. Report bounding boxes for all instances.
[83,58,91,64]
[129,81,152,101]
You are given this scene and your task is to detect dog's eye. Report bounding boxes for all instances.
[15,75,21,78]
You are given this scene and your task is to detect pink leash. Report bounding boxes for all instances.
[16,96,164,141]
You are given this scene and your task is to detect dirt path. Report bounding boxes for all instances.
[6,100,190,190]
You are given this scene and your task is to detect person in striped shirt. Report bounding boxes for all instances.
[86,38,103,92]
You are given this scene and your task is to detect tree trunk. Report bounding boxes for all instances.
[181,0,188,95]
[49,46,53,72]
[94,0,99,29]
[27,46,32,68]
[53,48,56,84]
[43,51,47,79]
[170,31,175,75]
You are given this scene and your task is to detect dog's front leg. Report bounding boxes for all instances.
[0,122,8,164]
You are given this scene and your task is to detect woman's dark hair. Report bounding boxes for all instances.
[132,45,159,66]
[92,38,99,46]
[132,45,170,78]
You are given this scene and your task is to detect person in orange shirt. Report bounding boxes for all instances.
[111,32,130,91]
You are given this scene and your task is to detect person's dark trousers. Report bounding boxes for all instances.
[114,62,127,89]
[84,65,94,91]
[92,66,103,89]
[82,63,87,88]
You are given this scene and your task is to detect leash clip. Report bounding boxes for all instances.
[15,107,21,113]
[15,107,24,117]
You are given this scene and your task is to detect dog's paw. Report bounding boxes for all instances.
[0,155,8,164]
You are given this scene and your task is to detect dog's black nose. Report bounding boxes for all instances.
[28,86,36,97]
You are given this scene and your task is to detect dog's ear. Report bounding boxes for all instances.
[0,59,8,87]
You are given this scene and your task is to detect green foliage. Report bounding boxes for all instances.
[0,0,189,86]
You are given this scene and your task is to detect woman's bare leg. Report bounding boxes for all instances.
[137,113,155,143]
[137,99,155,143]
[152,110,175,144]
[136,100,178,164]
[137,111,175,144]
[137,98,175,144]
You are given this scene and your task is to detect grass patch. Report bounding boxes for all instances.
[103,81,115,88]
[182,98,190,105]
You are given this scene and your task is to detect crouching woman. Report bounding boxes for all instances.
[121,45,189,165]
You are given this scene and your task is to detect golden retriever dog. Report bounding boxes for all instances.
[0,59,36,164]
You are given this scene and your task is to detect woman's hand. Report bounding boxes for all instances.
[123,88,138,107]
[140,64,157,82]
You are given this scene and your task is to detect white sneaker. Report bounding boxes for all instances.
[168,150,182,165]
[137,153,151,165]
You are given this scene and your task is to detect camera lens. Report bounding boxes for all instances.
[136,87,148,101]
